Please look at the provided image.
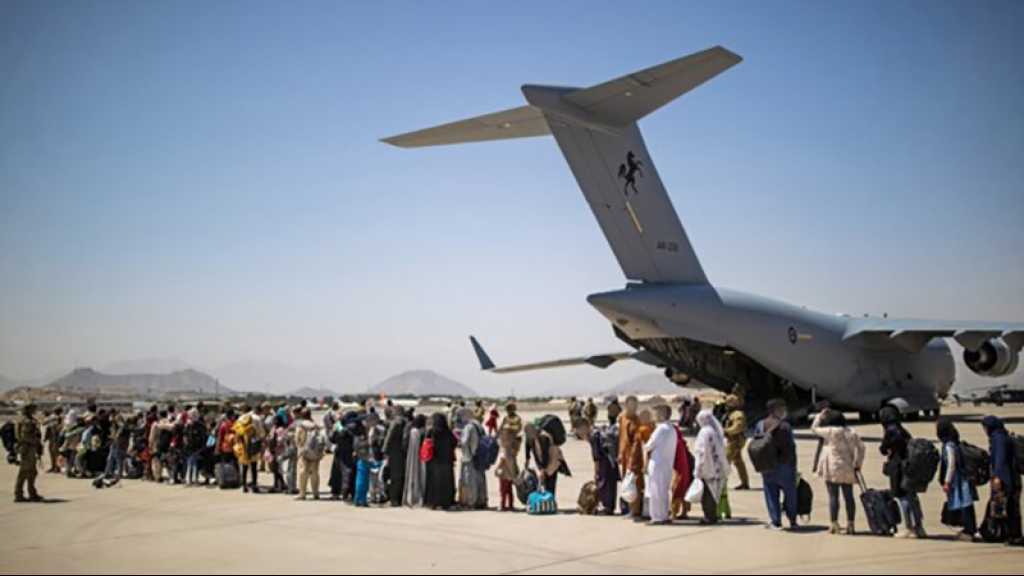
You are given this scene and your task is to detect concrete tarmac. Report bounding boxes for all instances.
[1,404,1022,574]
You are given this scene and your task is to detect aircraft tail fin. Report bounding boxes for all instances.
[382,46,742,284]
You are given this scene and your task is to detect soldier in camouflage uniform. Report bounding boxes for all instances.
[14,404,44,503]
[723,394,750,491]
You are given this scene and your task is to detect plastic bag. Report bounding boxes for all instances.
[620,472,638,503]
[685,478,705,504]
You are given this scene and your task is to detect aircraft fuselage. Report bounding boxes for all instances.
[588,284,955,414]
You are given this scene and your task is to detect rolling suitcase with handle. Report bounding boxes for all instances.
[858,472,900,536]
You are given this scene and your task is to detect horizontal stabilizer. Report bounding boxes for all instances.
[560,45,741,126]
[469,336,654,374]
[382,106,549,148]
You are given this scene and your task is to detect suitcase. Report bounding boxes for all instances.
[216,462,240,490]
[858,473,900,536]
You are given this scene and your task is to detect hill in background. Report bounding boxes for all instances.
[368,369,477,397]
[288,386,341,399]
[44,367,233,399]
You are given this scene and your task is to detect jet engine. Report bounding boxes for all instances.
[964,338,1020,377]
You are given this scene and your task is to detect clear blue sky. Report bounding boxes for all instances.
[1,1,1022,394]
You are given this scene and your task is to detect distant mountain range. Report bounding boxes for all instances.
[288,386,341,399]
[42,367,234,399]
[368,370,477,397]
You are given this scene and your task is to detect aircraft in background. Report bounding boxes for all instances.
[383,46,1023,420]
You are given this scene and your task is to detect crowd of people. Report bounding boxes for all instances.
[5,393,1023,547]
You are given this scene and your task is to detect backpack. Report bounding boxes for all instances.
[1012,434,1024,476]
[300,426,324,461]
[419,438,435,463]
[601,426,619,469]
[747,423,780,473]
[515,468,539,505]
[537,415,567,446]
[901,438,940,493]
[156,428,172,454]
[797,476,813,519]
[960,442,991,487]
[472,431,499,472]
[577,481,599,515]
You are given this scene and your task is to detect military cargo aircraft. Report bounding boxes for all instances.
[383,46,1023,420]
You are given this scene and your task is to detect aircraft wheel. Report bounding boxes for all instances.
[859,411,874,424]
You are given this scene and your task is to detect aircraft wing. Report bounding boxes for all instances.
[843,318,1024,352]
[470,336,659,374]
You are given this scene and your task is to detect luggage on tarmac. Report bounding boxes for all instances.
[796,476,813,520]
[528,489,558,516]
[858,473,901,536]
[901,438,939,493]
[980,498,1010,543]
[515,468,539,505]
[577,481,599,515]
[216,461,240,490]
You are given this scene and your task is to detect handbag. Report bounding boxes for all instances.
[528,488,558,515]
[941,502,964,527]
[685,477,705,504]
[419,438,435,463]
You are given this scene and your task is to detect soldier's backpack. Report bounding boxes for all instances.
[472,430,500,472]
[960,442,991,487]
[577,481,599,515]
[901,438,940,493]
[537,415,567,447]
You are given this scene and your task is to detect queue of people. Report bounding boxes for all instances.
[6,395,1023,548]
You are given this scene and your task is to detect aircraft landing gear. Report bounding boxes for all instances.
[859,411,876,424]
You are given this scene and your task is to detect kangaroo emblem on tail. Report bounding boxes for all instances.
[617,151,644,196]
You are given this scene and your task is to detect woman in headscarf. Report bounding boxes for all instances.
[694,408,730,525]
[403,414,427,508]
[982,416,1022,545]
[424,412,456,510]
[644,405,678,525]
[328,411,358,501]
[459,407,489,510]
[879,406,924,539]
[937,418,977,541]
